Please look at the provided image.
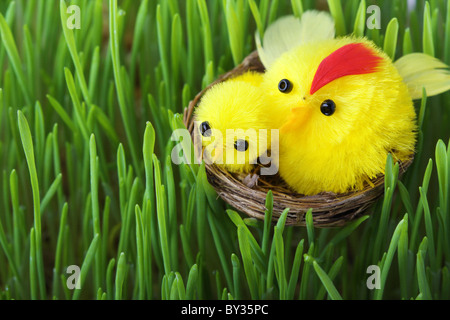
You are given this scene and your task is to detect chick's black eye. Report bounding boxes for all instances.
[234,140,249,152]
[320,100,336,116]
[278,79,293,93]
[200,121,211,137]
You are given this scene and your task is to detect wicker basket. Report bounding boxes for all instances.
[183,51,413,228]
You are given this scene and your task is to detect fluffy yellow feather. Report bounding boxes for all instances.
[262,37,418,195]
[193,72,271,174]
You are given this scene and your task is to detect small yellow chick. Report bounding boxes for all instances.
[194,72,272,174]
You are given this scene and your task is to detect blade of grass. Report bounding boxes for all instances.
[89,134,102,290]
[179,224,194,267]
[29,228,37,300]
[327,0,346,36]
[52,202,68,299]
[18,110,46,299]
[320,215,369,259]
[290,0,303,18]
[207,211,233,293]
[417,237,432,299]
[197,0,214,71]
[403,28,414,55]
[0,202,22,295]
[60,0,92,107]
[315,256,344,300]
[130,0,149,83]
[46,95,77,133]
[249,0,264,39]
[237,225,259,300]
[115,252,127,300]
[135,205,145,300]
[106,258,116,300]
[435,140,449,259]
[445,0,450,63]
[231,254,241,300]
[267,0,279,24]
[266,208,289,292]
[305,208,314,246]
[72,234,100,300]
[398,181,414,218]
[40,173,62,212]
[64,68,90,141]
[186,264,199,300]
[419,186,437,270]
[10,169,26,268]
[153,154,171,275]
[384,18,399,60]
[109,0,140,176]
[305,255,343,300]
[0,12,32,105]
[274,226,287,300]
[287,239,304,300]
[411,159,433,250]
[353,0,366,37]
[398,213,410,299]
[156,5,171,108]
[224,0,244,66]
[227,209,266,273]
[170,13,183,108]
[423,1,435,57]
[374,215,407,300]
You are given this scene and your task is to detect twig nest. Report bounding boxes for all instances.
[183,51,413,228]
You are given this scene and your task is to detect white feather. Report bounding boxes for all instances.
[395,53,450,99]
[256,11,335,69]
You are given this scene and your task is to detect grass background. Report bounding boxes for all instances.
[0,0,449,300]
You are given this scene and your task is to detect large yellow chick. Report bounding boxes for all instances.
[194,72,273,174]
[262,36,450,195]
[257,11,450,196]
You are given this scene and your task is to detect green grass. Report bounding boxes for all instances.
[0,0,449,300]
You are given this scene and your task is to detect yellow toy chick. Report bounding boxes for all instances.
[194,72,272,174]
[262,38,417,195]
[260,35,450,195]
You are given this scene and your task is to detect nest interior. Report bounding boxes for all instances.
[183,51,413,228]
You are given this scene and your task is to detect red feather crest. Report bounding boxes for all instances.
[310,43,383,95]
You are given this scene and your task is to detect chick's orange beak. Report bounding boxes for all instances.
[281,105,311,133]
[203,143,224,164]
